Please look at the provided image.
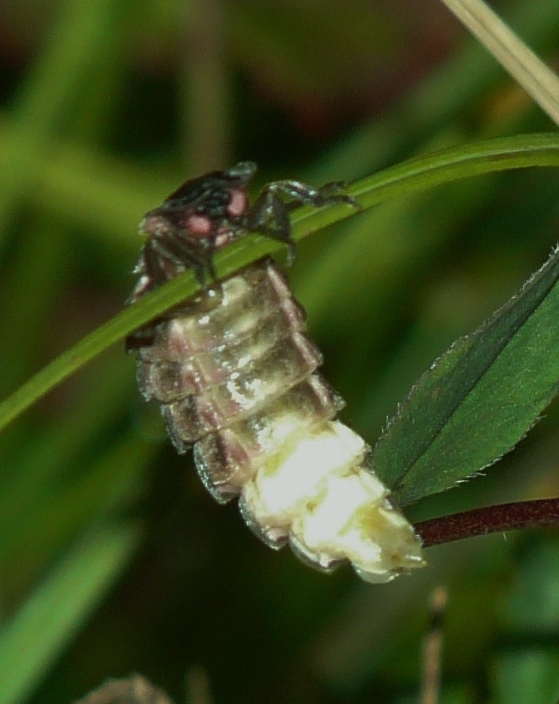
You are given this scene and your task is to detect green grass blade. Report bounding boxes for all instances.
[373,245,559,504]
[0,521,141,704]
[309,0,559,181]
[1,133,559,435]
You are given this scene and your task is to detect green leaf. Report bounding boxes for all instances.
[372,246,559,505]
[0,521,141,704]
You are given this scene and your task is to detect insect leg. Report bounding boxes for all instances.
[246,189,297,264]
[262,179,360,209]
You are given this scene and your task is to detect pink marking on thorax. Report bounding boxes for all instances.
[227,188,248,217]
[187,213,213,237]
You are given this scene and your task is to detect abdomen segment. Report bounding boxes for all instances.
[129,257,424,583]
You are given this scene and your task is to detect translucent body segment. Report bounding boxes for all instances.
[137,303,307,403]
[128,255,426,583]
[137,261,302,364]
[163,332,323,443]
[193,375,345,502]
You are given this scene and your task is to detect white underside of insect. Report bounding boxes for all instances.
[132,258,424,583]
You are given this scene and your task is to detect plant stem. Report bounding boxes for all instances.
[416,498,559,546]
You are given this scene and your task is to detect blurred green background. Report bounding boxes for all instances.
[1,1,559,703]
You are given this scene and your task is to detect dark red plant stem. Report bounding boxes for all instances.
[415,498,559,548]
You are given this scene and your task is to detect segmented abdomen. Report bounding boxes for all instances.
[128,257,424,582]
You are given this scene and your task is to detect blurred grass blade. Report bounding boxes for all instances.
[0,522,141,704]
[373,246,559,505]
[440,0,559,126]
[310,0,559,182]
[1,134,559,435]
